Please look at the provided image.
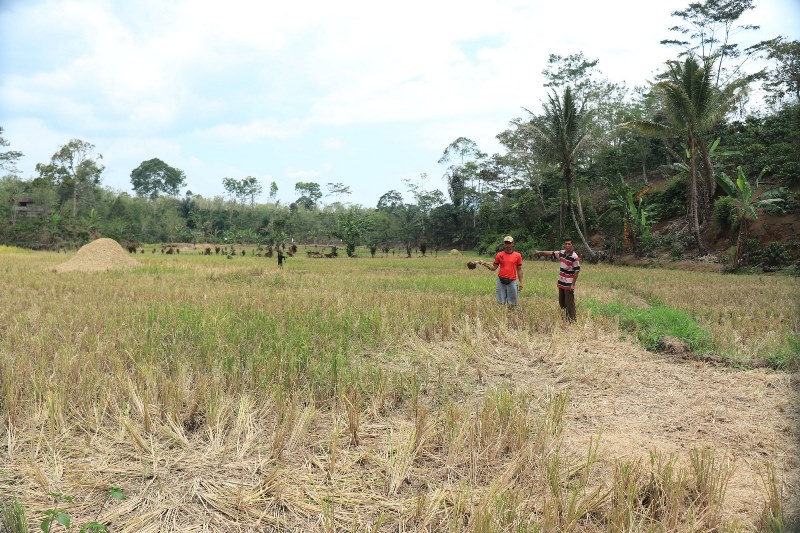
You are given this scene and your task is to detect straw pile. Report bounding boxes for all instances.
[54,238,139,273]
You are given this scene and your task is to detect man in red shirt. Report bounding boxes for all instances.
[477,235,524,305]
[534,237,580,322]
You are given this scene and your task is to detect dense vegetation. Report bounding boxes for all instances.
[1,1,798,270]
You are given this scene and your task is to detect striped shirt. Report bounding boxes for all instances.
[552,250,580,290]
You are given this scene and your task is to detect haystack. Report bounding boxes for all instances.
[54,238,139,273]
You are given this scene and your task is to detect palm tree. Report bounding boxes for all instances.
[621,56,748,253]
[716,166,786,269]
[527,86,595,257]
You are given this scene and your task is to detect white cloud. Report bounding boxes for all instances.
[286,167,321,180]
[321,138,344,151]
[418,117,508,156]
[194,119,307,142]
[2,0,798,204]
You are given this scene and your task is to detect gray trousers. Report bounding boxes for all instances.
[496,278,519,305]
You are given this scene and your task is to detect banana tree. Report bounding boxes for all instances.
[601,177,654,255]
[716,166,786,268]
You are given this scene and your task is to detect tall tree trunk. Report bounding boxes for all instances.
[565,177,594,257]
[698,138,716,220]
[575,186,589,240]
[688,143,706,254]
[734,217,748,269]
[691,138,710,226]
[559,189,565,242]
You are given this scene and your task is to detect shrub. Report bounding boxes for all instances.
[743,238,761,265]
[713,196,738,229]
[477,232,539,258]
[648,175,687,220]
[718,246,737,266]
[761,242,792,267]
[679,235,696,249]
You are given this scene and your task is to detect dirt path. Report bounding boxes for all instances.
[452,326,800,521]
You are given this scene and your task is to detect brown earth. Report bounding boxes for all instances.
[747,213,800,251]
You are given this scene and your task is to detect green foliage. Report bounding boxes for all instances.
[1,499,28,533]
[716,165,786,269]
[661,0,759,81]
[294,181,322,208]
[31,486,126,533]
[9,486,125,533]
[766,334,800,371]
[761,242,792,267]
[752,37,800,106]
[585,299,710,353]
[34,139,105,219]
[647,176,687,221]
[130,158,186,201]
[715,104,800,188]
[333,209,373,257]
[713,195,739,228]
[0,126,24,174]
[743,238,761,265]
[477,232,541,259]
[601,177,657,254]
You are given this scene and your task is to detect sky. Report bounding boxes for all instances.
[1,0,799,207]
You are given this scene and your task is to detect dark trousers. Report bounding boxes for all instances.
[558,288,576,322]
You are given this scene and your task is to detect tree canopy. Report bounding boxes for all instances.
[130,158,186,201]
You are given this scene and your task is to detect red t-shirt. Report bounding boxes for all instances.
[494,251,523,280]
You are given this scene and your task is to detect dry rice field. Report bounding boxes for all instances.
[1,243,798,532]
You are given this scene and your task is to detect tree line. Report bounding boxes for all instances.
[1,0,798,263]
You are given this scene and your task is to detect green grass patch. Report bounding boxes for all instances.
[0,245,31,254]
[585,299,711,353]
[766,334,800,371]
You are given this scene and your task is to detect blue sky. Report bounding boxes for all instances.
[2,0,798,207]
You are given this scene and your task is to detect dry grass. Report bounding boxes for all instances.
[0,249,798,531]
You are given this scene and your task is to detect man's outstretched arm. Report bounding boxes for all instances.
[478,259,498,271]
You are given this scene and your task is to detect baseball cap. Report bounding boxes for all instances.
[503,236,514,243]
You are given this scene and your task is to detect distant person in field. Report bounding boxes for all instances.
[277,249,285,270]
[534,237,580,322]
[477,235,524,305]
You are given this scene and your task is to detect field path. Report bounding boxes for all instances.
[448,325,800,521]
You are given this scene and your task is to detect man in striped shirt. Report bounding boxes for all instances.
[534,238,580,322]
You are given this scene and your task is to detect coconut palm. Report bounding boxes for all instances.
[527,86,595,257]
[716,166,786,268]
[621,56,748,253]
